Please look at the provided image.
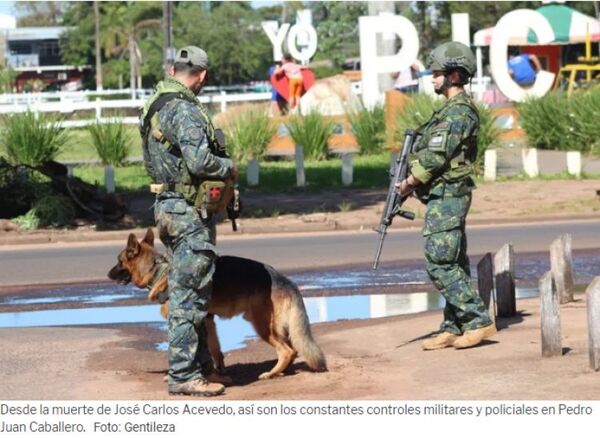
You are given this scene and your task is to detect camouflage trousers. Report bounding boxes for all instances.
[154,194,218,383]
[423,194,492,335]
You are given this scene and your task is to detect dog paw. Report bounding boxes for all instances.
[258,372,283,380]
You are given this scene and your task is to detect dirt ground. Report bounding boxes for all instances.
[0,293,597,400]
[1,180,599,244]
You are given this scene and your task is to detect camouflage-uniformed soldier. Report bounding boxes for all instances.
[140,46,236,396]
[396,42,496,350]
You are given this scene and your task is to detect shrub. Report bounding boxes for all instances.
[87,120,131,166]
[0,111,70,166]
[225,108,275,162]
[14,194,75,229]
[519,90,600,154]
[286,112,335,161]
[348,104,386,155]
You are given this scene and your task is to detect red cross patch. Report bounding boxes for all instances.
[209,186,222,199]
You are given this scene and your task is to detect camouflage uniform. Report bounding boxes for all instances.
[410,91,492,335]
[141,77,234,383]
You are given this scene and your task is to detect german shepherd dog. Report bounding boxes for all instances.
[107,228,326,380]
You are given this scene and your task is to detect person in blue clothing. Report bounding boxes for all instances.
[268,62,288,116]
[508,52,542,87]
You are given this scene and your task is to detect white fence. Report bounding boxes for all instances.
[0,89,272,128]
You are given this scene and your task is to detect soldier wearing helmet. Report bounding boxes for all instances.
[395,41,496,350]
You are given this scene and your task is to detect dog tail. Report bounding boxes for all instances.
[287,285,327,372]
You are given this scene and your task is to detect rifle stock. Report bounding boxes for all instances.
[372,129,418,269]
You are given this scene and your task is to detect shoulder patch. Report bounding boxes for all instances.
[428,130,448,151]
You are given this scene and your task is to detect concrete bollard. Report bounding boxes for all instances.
[477,253,496,324]
[295,145,305,187]
[484,149,497,182]
[495,243,516,317]
[540,270,562,357]
[247,159,259,187]
[586,277,600,371]
[104,164,115,194]
[550,234,574,304]
[341,153,353,186]
[566,151,582,178]
[522,148,539,178]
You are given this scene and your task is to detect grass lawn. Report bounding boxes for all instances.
[57,126,142,162]
[73,153,393,193]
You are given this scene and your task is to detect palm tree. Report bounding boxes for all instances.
[100,2,161,96]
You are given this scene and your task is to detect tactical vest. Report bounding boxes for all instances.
[413,93,479,197]
[140,79,226,203]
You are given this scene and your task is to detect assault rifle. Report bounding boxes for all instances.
[372,129,418,269]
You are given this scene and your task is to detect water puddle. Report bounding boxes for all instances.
[0,287,539,352]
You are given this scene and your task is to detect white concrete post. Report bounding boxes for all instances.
[104,164,115,194]
[484,149,497,182]
[587,277,600,371]
[566,151,582,178]
[295,145,305,187]
[522,148,539,177]
[540,270,562,358]
[220,90,227,113]
[341,153,353,186]
[247,159,259,187]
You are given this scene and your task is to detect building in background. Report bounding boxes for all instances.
[0,16,90,92]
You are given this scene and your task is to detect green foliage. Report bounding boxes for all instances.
[174,2,272,86]
[14,194,76,230]
[475,102,500,164]
[310,2,367,67]
[311,65,344,80]
[394,94,444,143]
[0,69,16,93]
[519,90,600,154]
[225,109,275,162]
[348,104,386,155]
[0,111,70,166]
[87,120,131,166]
[286,113,335,161]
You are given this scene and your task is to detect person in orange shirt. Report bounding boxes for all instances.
[274,53,304,110]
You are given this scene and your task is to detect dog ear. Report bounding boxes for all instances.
[126,233,140,259]
[143,227,154,247]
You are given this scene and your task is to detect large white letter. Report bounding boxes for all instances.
[490,9,555,102]
[262,21,290,61]
[287,23,318,64]
[359,15,419,108]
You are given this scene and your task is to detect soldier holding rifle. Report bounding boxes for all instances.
[395,42,496,350]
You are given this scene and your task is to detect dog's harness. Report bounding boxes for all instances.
[146,254,170,304]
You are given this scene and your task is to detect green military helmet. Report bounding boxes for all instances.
[427,41,477,77]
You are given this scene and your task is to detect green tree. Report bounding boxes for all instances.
[173,2,272,85]
[310,1,368,67]
[15,1,66,26]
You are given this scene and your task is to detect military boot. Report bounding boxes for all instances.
[453,324,497,349]
[422,332,458,350]
[206,372,233,386]
[168,378,225,397]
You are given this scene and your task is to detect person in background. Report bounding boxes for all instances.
[391,62,420,93]
[508,52,542,87]
[274,53,304,111]
[268,62,288,116]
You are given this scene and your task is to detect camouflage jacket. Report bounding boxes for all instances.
[410,91,479,202]
[140,77,233,189]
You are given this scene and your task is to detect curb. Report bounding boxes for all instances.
[0,212,598,247]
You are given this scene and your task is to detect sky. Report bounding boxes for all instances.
[0,1,14,16]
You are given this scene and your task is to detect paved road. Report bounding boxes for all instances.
[0,219,599,287]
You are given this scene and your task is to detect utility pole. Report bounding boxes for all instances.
[595,2,600,56]
[94,1,103,91]
[367,1,396,92]
[162,1,174,75]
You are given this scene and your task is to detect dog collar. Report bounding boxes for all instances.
[147,255,170,303]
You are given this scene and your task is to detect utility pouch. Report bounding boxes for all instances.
[194,180,234,214]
